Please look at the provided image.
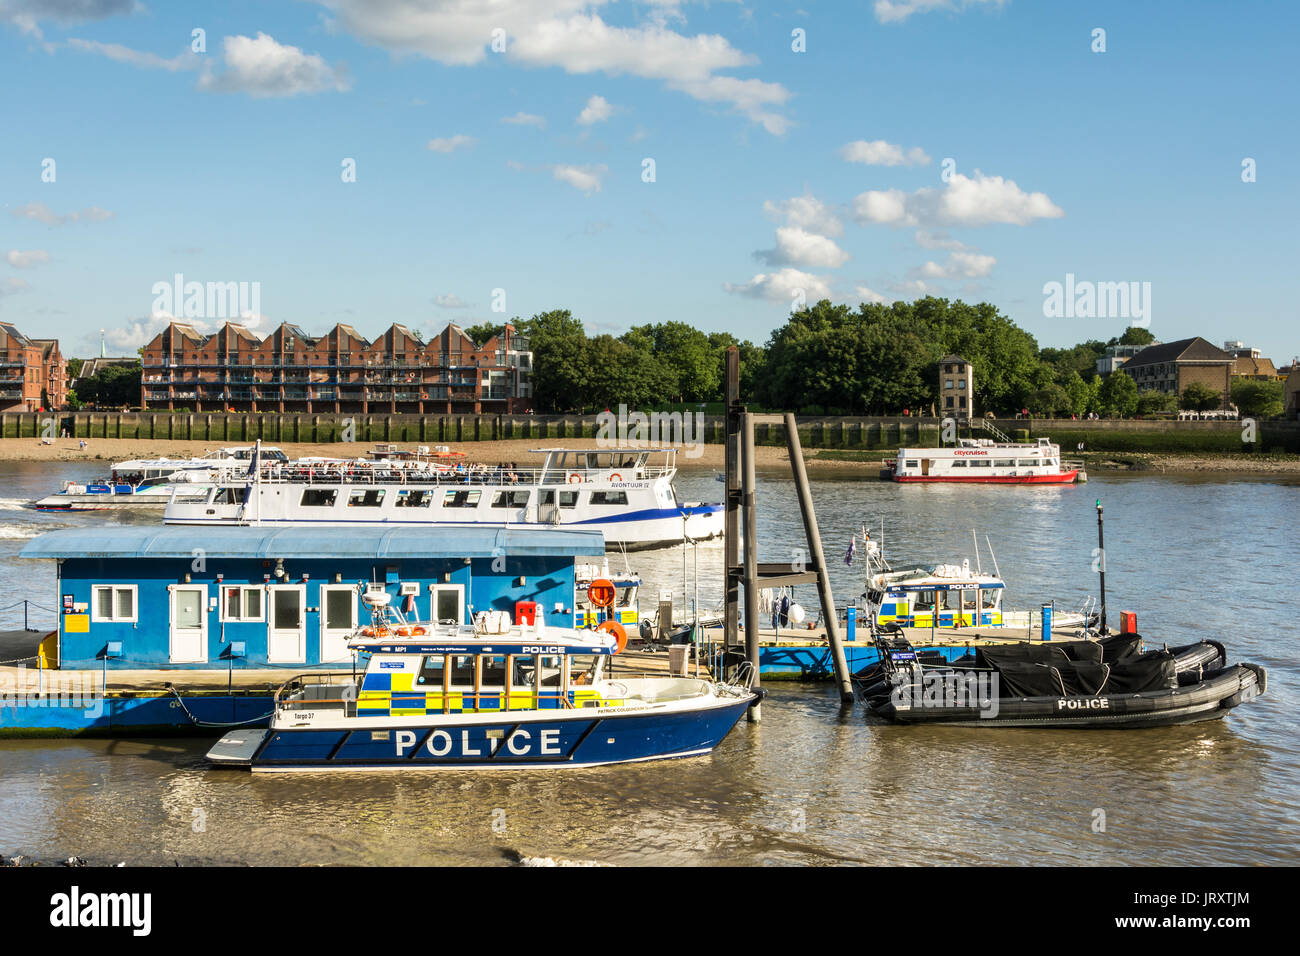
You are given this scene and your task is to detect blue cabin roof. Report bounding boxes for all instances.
[18,525,606,561]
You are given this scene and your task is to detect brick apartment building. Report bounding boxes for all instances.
[0,322,66,412]
[938,354,974,418]
[140,320,532,414]
[1119,336,1234,408]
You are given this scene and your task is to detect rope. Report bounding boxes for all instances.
[0,655,38,666]
[164,684,273,729]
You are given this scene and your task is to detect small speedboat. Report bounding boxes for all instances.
[207,592,759,771]
[856,633,1264,728]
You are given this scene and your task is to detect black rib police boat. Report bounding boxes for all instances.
[855,631,1265,728]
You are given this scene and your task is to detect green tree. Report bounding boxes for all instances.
[74,362,142,408]
[1064,370,1099,416]
[1229,379,1284,418]
[1118,326,1156,347]
[620,321,718,402]
[516,310,589,413]
[1179,381,1223,412]
[464,323,507,347]
[65,357,85,380]
[1136,390,1178,416]
[1098,371,1139,417]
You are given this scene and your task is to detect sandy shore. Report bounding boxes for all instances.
[2,438,1296,476]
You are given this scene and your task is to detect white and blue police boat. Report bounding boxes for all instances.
[207,593,758,771]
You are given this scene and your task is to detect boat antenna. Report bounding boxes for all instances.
[985,534,1002,582]
[1095,499,1108,634]
[973,529,982,574]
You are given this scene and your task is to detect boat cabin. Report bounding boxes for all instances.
[867,562,1005,628]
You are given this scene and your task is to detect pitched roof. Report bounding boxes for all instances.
[1123,337,1233,367]
[1233,356,1277,377]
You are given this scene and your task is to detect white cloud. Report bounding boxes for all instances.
[756,226,849,269]
[840,139,930,166]
[854,285,890,305]
[427,134,476,153]
[852,172,1064,227]
[551,163,607,194]
[577,94,613,125]
[502,111,547,128]
[197,32,350,97]
[315,1,790,133]
[0,277,30,297]
[0,0,133,38]
[6,249,49,268]
[913,249,997,279]
[874,0,1007,24]
[67,38,199,71]
[914,229,966,250]
[724,267,832,302]
[434,294,470,309]
[762,193,843,237]
[10,201,113,225]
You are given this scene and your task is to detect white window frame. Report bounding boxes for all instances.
[91,584,138,623]
[220,584,266,623]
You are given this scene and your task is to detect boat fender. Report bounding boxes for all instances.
[568,473,583,484]
[748,687,769,707]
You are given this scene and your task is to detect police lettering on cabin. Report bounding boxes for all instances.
[394,727,565,758]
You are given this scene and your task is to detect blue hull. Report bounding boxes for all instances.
[759,643,976,681]
[0,694,274,737]
[242,698,752,770]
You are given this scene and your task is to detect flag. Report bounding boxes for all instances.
[844,535,856,566]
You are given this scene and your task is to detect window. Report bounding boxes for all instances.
[558,491,579,509]
[569,654,599,686]
[944,397,954,408]
[347,489,385,507]
[1017,459,1038,467]
[969,460,992,468]
[92,585,137,623]
[589,491,628,506]
[950,460,967,468]
[959,397,967,409]
[993,459,1016,468]
[301,488,338,507]
[214,487,245,505]
[490,490,531,508]
[324,589,354,629]
[443,489,482,508]
[480,655,508,688]
[913,591,935,611]
[222,585,264,622]
[904,460,918,468]
[450,654,476,687]
[417,655,446,687]
[394,489,434,508]
[945,380,954,389]
[958,379,966,389]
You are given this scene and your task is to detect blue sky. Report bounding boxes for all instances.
[2,0,1296,364]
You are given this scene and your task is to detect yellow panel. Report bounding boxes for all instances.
[63,614,89,634]
[390,672,414,692]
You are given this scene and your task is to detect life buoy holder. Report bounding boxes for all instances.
[597,619,628,654]
[568,473,583,484]
[609,472,622,482]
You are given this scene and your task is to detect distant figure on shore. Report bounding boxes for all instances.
[79,439,87,450]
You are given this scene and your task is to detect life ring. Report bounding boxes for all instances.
[360,625,391,637]
[394,625,427,637]
[568,473,583,484]
[587,578,616,609]
[609,472,622,483]
[597,619,628,654]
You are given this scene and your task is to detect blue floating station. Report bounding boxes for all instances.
[2,526,605,736]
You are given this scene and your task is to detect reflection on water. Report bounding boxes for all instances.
[0,461,1296,865]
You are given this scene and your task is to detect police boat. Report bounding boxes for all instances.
[855,632,1265,728]
[207,592,759,771]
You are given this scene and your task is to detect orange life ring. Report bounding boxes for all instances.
[568,473,583,484]
[609,472,622,482]
[587,578,616,609]
[395,625,427,637]
[597,619,628,654]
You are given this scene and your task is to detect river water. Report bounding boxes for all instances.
[0,461,1295,865]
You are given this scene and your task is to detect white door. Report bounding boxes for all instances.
[428,584,466,625]
[267,585,306,663]
[319,585,357,663]
[169,585,208,663]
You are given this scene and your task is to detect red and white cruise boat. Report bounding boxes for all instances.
[885,437,1081,484]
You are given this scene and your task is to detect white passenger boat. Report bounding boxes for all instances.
[206,592,758,771]
[884,437,1080,484]
[163,447,724,551]
[32,445,291,511]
